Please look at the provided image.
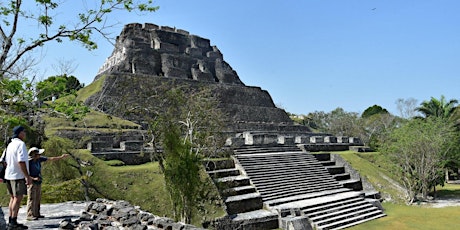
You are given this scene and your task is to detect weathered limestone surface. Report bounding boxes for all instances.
[88,23,311,134]
[97,23,242,85]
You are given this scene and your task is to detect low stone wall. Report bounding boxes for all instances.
[331,154,376,192]
[299,144,350,152]
[91,151,154,165]
[60,199,205,229]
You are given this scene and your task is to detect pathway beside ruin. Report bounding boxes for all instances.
[0,201,88,229]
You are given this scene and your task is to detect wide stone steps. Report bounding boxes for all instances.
[260,184,344,202]
[240,164,330,174]
[309,203,376,222]
[250,175,337,187]
[316,210,386,230]
[270,190,385,230]
[265,188,352,208]
[305,197,366,217]
[204,158,275,227]
[209,147,386,229]
[245,167,333,179]
[238,160,329,170]
[252,178,339,189]
[330,213,387,230]
[243,168,334,178]
[234,146,301,155]
[235,151,347,204]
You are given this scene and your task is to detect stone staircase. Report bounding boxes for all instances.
[204,158,279,230]
[205,145,385,229]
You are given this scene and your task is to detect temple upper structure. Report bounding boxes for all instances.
[97,23,243,85]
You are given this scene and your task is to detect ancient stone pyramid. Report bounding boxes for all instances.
[86,23,311,134]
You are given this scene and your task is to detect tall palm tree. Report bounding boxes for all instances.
[416,95,459,120]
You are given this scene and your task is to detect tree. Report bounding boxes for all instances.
[51,58,78,76]
[51,95,90,122]
[305,111,329,132]
[151,86,226,223]
[327,108,361,137]
[361,104,389,119]
[0,0,158,145]
[306,108,366,144]
[0,0,158,79]
[396,98,419,119]
[381,117,460,204]
[359,105,399,150]
[0,77,33,143]
[361,112,399,150]
[416,95,458,120]
[42,137,95,201]
[36,74,84,101]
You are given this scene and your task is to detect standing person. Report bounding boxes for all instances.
[4,126,32,229]
[26,147,69,220]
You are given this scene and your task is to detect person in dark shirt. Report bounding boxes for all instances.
[26,147,69,220]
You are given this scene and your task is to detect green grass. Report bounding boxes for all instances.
[75,75,106,102]
[350,202,460,230]
[333,150,460,229]
[436,183,460,198]
[336,151,406,203]
[44,109,140,129]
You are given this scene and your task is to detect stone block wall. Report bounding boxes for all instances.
[331,154,376,192]
[96,22,242,85]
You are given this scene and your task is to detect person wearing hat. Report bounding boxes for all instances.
[26,147,69,220]
[4,126,32,229]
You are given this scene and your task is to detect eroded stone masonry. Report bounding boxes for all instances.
[97,23,242,85]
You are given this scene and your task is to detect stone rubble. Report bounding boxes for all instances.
[63,198,206,230]
[1,199,205,230]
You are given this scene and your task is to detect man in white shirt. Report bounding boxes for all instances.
[4,126,32,229]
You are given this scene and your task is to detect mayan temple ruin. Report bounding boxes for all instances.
[81,23,385,229]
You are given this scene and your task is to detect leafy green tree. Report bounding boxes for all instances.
[51,95,90,122]
[155,87,226,223]
[162,122,201,224]
[360,105,400,150]
[381,117,460,203]
[0,77,34,143]
[361,104,389,119]
[362,113,399,150]
[327,108,361,137]
[0,0,157,144]
[305,111,329,132]
[36,74,84,101]
[0,0,158,79]
[416,95,458,120]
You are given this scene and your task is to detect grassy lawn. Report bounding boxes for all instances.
[350,201,460,230]
[335,150,460,230]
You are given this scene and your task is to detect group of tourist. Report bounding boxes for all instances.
[1,126,69,229]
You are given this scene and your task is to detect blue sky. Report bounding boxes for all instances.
[32,0,460,115]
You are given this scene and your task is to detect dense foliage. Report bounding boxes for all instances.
[0,0,158,147]
[381,117,460,203]
[154,87,226,223]
[36,75,84,101]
